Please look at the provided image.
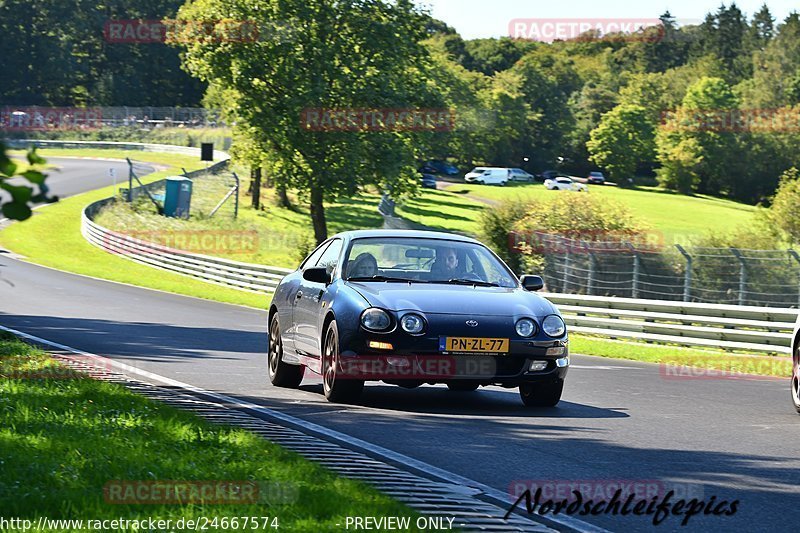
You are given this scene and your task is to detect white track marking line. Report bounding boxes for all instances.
[0,324,609,533]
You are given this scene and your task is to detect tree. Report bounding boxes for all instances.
[764,167,800,243]
[0,0,204,106]
[655,136,703,193]
[586,104,655,184]
[748,4,775,49]
[656,77,740,195]
[0,143,57,220]
[178,0,445,243]
[737,13,800,108]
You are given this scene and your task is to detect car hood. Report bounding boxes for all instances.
[348,282,557,317]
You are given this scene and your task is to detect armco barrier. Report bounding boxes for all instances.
[543,292,796,354]
[5,139,229,160]
[62,140,796,352]
[82,213,292,293]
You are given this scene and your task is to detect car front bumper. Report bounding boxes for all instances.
[340,324,570,386]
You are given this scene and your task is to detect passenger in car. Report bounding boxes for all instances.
[348,253,379,278]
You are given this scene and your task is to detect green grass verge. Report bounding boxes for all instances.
[439,181,757,244]
[395,188,485,235]
[571,334,791,377]
[0,333,419,530]
[0,151,268,309]
[94,184,385,268]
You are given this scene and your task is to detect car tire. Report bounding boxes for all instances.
[447,382,479,392]
[519,381,563,407]
[792,347,800,414]
[322,320,364,403]
[268,314,304,388]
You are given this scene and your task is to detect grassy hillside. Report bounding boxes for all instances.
[436,182,758,244]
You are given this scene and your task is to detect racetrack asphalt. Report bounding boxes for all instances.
[1,158,798,532]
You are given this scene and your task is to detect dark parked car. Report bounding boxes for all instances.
[267,230,570,406]
[539,170,559,182]
[420,173,437,189]
[587,171,606,184]
[419,159,459,175]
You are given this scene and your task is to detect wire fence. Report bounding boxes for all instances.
[118,158,238,219]
[0,106,224,130]
[536,234,800,308]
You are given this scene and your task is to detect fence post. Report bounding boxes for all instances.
[789,249,800,307]
[562,250,571,293]
[127,158,133,202]
[627,243,640,299]
[233,172,240,219]
[584,242,596,296]
[730,247,747,306]
[675,244,692,302]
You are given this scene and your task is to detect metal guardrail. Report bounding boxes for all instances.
[63,141,797,352]
[82,213,292,293]
[543,292,797,354]
[4,139,229,160]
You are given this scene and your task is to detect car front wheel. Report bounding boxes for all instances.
[519,381,563,407]
[322,321,364,403]
[268,315,304,388]
[792,348,800,414]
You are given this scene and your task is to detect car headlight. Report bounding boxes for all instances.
[400,313,425,335]
[515,318,537,337]
[542,315,566,337]
[361,308,392,331]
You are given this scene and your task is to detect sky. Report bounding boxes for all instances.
[414,0,798,40]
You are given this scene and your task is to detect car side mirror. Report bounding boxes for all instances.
[520,275,544,291]
[303,266,332,285]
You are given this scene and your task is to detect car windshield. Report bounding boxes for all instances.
[344,237,518,288]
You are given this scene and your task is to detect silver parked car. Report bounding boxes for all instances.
[544,176,587,192]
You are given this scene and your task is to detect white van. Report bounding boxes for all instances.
[464,167,510,185]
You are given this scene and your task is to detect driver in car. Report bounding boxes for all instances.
[431,247,464,279]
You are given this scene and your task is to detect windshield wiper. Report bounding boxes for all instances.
[347,275,424,283]
[431,278,500,287]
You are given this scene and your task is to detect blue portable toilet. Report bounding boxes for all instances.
[163,176,193,219]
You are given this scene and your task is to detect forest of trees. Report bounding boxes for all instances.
[2,1,800,210]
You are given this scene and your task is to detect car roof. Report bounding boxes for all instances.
[331,229,480,244]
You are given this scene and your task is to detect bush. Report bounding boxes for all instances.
[478,198,532,274]
[481,194,646,276]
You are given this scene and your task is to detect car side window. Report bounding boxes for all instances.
[315,239,343,276]
[300,241,331,270]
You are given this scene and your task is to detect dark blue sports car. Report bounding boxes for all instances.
[267,230,569,406]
